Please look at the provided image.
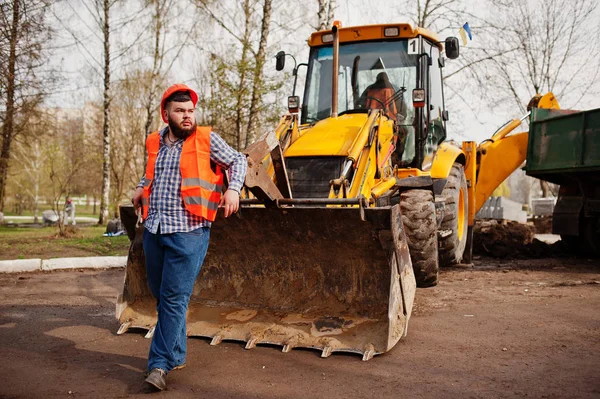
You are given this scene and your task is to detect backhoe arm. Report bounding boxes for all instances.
[474,93,560,214]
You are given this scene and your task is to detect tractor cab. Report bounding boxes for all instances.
[278,23,458,171]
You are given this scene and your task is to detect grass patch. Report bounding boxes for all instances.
[0,225,130,260]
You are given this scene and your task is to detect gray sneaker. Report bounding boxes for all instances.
[145,368,167,391]
[144,363,185,377]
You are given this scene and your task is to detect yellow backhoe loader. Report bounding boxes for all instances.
[117,22,559,360]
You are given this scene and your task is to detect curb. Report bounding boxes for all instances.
[0,256,127,273]
[0,259,43,273]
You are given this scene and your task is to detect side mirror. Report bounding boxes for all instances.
[275,51,286,71]
[445,37,459,59]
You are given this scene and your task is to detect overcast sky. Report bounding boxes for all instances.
[47,0,600,143]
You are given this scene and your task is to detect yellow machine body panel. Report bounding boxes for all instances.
[462,142,478,226]
[430,142,466,179]
[475,132,529,214]
[284,114,369,157]
[394,168,430,179]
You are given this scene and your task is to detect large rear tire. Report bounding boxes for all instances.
[581,217,600,257]
[438,163,469,265]
[560,234,581,253]
[400,189,439,287]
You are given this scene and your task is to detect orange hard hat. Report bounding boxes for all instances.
[160,84,198,123]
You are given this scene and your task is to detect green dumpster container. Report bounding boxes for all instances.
[526,107,600,256]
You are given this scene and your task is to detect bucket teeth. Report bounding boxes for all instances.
[144,326,155,339]
[245,337,259,350]
[362,344,375,361]
[282,344,293,353]
[321,345,333,358]
[117,322,131,335]
[210,334,223,346]
[115,295,127,319]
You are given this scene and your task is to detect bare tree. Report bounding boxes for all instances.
[140,0,197,162]
[98,0,113,225]
[0,0,53,212]
[109,73,148,213]
[245,0,272,148]
[45,116,86,235]
[195,0,285,150]
[326,0,336,27]
[462,0,600,113]
[316,0,335,30]
[53,0,147,224]
[413,0,462,29]
[234,0,252,151]
[141,0,167,148]
[11,111,48,224]
[80,102,105,216]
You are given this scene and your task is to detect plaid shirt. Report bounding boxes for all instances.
[139,127,247,234]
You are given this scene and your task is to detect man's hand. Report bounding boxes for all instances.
[219,189,240,218]
[132,187,144,211]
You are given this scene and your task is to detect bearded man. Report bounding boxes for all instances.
[132,84,247,391]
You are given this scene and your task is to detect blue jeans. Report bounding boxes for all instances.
[143,226,210,372]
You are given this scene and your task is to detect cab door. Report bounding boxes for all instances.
[422,41,446,170]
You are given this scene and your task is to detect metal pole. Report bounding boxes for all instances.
[331,25,339,118]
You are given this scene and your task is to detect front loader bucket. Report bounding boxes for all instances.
[117,204,416,360]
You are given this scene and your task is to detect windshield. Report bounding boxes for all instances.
[302,40,417,125]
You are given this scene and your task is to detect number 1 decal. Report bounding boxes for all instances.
[407,39,418,54]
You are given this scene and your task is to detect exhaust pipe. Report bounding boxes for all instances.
[331,24,339,118]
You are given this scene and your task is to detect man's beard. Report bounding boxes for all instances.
[168,117,195,139]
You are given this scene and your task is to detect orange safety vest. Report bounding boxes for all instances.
[141,126,224,222]
[366,87,398,119]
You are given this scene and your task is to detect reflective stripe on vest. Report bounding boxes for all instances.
[182,177,224,193]
[183,196,220,210]
[141,126,224,222]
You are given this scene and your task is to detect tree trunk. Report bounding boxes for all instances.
[235,0,252,151]
[245,0,272,148]
[0,0,19,212]
[326,0,336,27]
[33,141,40,224]
[99,0,111,225]
[142,0,164,169]
[55,198,66,236]
[317,0,328,30]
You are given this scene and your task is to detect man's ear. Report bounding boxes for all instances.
[162,108,169,122]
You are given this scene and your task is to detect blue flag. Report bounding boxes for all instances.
[463,22,473,40]
[459,22,473,46]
